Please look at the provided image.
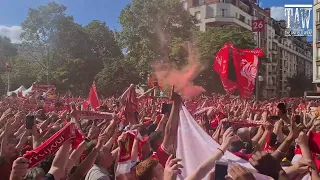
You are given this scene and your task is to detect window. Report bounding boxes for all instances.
[195,11,201,20]
[221,9,227,17]
[247,19,250,25]
[317,66,320,78]
[317,10,320,22]
[318,48,320,60]
[199,0,204,5]
[206,6,214,18]
[239,14,245,22]
[236,12,238,18]
[182,1,188,9]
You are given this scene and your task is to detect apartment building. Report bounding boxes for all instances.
[314,0,320,83]
[272,20,312,96]
[183,0,312,98]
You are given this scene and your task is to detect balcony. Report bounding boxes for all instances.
[316,39,320,48]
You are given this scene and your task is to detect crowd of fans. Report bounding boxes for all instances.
[1,84,320,180]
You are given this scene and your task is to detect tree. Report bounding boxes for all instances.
[85,20,123,61]
[20,2,73,83]
[95,58,140,96]
[288,73,314,97]
[194,25,257,94]
[0,37,18,75]
[1,57,38,91]
[118,0,196,76]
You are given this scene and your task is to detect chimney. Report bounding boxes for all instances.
[264,8,271,16]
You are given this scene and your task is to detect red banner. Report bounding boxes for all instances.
[32,84,56,91]
[213,42,238,94]
[231,45,264,98]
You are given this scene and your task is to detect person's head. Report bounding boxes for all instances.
[95,150,113,169]
[136,158,163,180]
[229,139,245,153]
[25,167,45,180]
[237,128,250,142]
[148,132,164,151]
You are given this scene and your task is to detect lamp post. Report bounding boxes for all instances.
[256,75,264,101]
[287,86,291,97]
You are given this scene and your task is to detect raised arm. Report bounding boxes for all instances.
[47,140,71,180]
[162,87,181,153]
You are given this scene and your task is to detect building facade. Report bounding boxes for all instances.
[182,0,312,98]
[313,0,320,83]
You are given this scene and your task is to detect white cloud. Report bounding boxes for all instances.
[0,25,22,44]
[270,6,287,21]
[259,2,263,8]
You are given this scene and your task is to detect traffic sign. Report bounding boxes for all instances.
[252,19,264,32]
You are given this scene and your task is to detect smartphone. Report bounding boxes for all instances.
[270,115,280,121]
[215,161,228,180]
[222,121,231,131]
[25,115,35,129]
[277,103,286,114]
[161,103,172,114]
[295,115,301,124]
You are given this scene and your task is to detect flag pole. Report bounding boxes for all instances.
[7,68,10,93]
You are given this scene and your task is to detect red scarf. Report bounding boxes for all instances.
[24,122,83,168]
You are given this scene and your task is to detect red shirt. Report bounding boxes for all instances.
[151,145,170,167]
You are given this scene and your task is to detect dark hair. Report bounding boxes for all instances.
[229,140,245,153]
[139,127,148,137]
[38,156,54,174]
[148,132,163,151]
[25,167,45,180]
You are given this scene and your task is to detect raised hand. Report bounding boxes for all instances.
[221,127,237,150]
[249,151,281,179]
[164,155,183,180]
[295,131,309,147]
[10,157,29,180]
[227,163,255,180]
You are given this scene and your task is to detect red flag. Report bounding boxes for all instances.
[18,91,23,98]
[125,87,138,113]
[231,45,263,98]
[213,42,238,94]
[88,82,99,111]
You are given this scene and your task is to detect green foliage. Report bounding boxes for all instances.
[95,58,140,96]
[17,2,123,96]
[1,57,38,91]
[118,0,196,74]
[195,25,257,93]
[0,37,18,74]
[288,73,314,97]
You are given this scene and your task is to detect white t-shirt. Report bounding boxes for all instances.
[85,164,110,180]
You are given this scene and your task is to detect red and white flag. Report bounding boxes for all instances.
[213,42,238,94]
[115,130,142,177]
[231,45,264,98]
[88,82,100,111]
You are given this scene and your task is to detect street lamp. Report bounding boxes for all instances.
[256,75,264,101]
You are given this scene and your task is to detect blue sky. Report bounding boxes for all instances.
[0,0,313,43]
